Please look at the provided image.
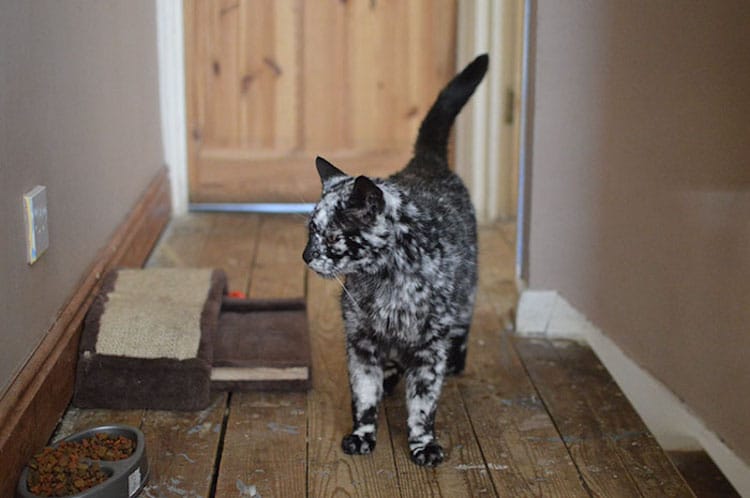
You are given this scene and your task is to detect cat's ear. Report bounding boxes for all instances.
[349,175,384,216]
[316,156,346,185]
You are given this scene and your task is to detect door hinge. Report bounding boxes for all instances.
[504,88,515,125]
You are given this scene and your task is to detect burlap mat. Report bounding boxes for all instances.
[95,268,213,360]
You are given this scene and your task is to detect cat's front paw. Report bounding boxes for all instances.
[341,432,376,455]
[410,441,445,467]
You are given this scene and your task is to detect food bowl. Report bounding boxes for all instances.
[18,425,148,498]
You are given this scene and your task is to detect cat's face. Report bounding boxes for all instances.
[303,157,390,278]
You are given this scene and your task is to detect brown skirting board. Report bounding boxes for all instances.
[0,168,170,498]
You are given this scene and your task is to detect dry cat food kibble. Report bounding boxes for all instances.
[26,433,135,497]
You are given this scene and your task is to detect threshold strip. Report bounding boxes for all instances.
[190,203,314,214]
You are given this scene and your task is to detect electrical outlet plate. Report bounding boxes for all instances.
[23,185,49,264]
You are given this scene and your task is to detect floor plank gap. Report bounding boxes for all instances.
[207,392,232,498]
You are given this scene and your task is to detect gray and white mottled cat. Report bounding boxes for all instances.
[303,54,488,466]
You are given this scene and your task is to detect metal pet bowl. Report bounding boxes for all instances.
[18,425,149,498]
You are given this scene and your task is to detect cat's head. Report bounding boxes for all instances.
[303,157,394,278]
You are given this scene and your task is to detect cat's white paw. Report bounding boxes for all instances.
[410,441,445,466]
[341,433,376,455]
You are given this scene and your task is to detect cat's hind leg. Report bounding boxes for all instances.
[383,349,404,396]
[445,286,476,375]
[342,336,384,455]
[445,325,470,376]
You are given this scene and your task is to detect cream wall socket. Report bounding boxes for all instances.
[23,185,49,265]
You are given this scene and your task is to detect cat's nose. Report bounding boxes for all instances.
[302,243,318,264]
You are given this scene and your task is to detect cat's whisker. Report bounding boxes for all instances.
[290,193,315,222]
[334,275,365,317]
[291,212,310,222]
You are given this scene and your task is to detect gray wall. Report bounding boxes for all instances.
[527,1,750,462]
[0,1,163,396]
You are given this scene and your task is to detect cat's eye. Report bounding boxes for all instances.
[325,234,338,245]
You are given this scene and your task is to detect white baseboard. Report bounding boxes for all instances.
[516,289,750,497]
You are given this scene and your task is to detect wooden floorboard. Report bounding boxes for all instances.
[215,391,307,498]
[141,212,243,497]
[248,215,307,299]
[214,214,309,497]
[515,338,695,497]
[456,226,589,497]
[667,451,740,498]
[383,380,498,497]
[146,212,214,270]
[140,393,227,498]
[515,340,643,497]
[52,215,695,497]
[306,272,401,497]
[201,213,261,293]
[56,407,145,440]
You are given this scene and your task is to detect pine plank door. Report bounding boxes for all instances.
[184,0,457,203]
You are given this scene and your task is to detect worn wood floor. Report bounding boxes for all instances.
[56,213,698,497]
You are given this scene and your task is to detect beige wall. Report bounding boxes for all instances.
[527,2,750,463]
[0,1,163,395]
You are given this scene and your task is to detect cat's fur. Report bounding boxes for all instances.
[303,54,488,466]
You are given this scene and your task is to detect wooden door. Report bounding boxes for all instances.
[184,0,457,203]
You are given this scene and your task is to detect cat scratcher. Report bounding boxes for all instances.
[73,268,311,411]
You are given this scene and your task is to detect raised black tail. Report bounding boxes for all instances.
[413,54,489,161]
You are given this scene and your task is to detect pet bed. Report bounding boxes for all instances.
[73,268,311,411]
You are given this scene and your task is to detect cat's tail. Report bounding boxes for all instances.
[413,53,489,163]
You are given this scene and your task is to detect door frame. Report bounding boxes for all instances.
[157,0,524,220]
[157,0,189,216]
[455,0,525,224]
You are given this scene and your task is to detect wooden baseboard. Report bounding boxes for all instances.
[0,169,170,497]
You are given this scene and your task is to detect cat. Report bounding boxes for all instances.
[303,54,488,466]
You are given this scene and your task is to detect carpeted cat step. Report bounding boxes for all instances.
[73,268,311,411]
[212,297,311,392]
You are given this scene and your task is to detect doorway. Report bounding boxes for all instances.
[158,0,526,230]
[183,0,458,204]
